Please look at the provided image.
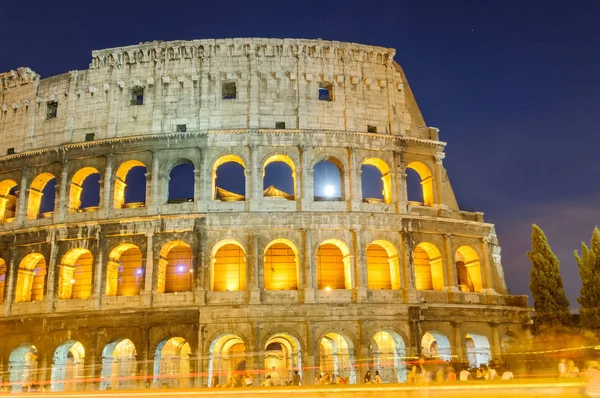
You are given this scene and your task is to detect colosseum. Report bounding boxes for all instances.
[0,38,530,391]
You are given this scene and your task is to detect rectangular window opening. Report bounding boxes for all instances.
[46,101,58,119]
[85,133,95,142]
[275,122,286,129]
[131,88,144,105]
[318,83,333,101]
[367,125,377,133]
[222,82,237,100]
[7,148,15,155]
[176,124,187,132]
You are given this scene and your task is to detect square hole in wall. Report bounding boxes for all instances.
[7,148,15,155]
[367,125,377,133]
[222,82,237,99]
[318,83,333,101]
[131,88,144,105]
[176,124,187,132]
[85,133,95,142]
[275,122,286,129]
[46,101,58,119]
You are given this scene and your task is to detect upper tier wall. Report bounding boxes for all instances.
[0,38,436,156]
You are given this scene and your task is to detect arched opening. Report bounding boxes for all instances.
[210,240,246,292]
[406,162,434,206]
[465,333,491,368]
[264,239,299,290]
[455,246,483,292]
[106,244,144,297]
[168,163,195,203]
[263,155,295,200]
[0,179,18,223]
[317,240,352,290]
[69,167,101,212]
[370,331,407,383]
[361,158,392,204]
[58,249,93,300]
[9,344,38,392]
[51,340,85,392]
[208,334,246,388]
[157,241,193,294]
[114,160,147,209]
[413,242,444,291]
[213,155,246,202]
[421,331,451,361]
[367,240,401,290]
[100,339,137,390]
[319,332,356,384]
[153,337,191,389]
[15,253,46,303]
[0,258,6,304]
[27,173,56,219]
[264,333,302,386]
[313,158,343,201]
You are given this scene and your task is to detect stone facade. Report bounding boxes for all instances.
[0,38,530,391]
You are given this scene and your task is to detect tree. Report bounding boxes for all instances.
[528,224,571,330]
[575,227,600,329]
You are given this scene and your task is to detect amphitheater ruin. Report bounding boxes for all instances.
[0,38,530,391]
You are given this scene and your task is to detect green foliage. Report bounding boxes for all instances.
[528,224,571,331]
[575,227,600,329]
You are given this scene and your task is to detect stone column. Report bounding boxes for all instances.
[400,230,416,303]
[347,146,361,211]
[143,233,154,306]
[303,229,315,303]
[16,170,28,225]
[247,144,260,211]
[393,150,407,213]
[249,233,261,304]
[147,154,160,213]
[197,149,212,210]
[480,238,495,293]
[303,322,316,385]
[247,323,261,386]
[92,232,105,309]
[353,229,367,302]
[490,323,502,360]
[433,153,445,207]
[299,145,312,211]
[3,249,19,315]
[44,231,59,312]
[101,155,113,218]
[358,321,371,377]
[443,235,458,292]
[195,230,207,305]
[55,162,69,222]
[452,322,464,363]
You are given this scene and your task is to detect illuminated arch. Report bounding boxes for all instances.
[69,167,101,212]
[367,240,400,290]
[362,158,392,204]
[100,339,137,390]
[263,332,303,383]
[263,154,296,200]
[0,179,18,223]
[316,239,352,290]
[0,258,6,304]
[319,332,356,384]
[455,246,483,292]
[157,240,193,294]
[167,161,195,203]
[153,337,191,388]
[9,343,38,392]
[58,248,93,300]
[210,240,246,292]
[27,172,56,219]
[406,161,434,206]
[51,340,85,392]
[421,330,451,361]
[264,239,299,290]
[106,243,144,297]
[212,155,246,201]
[208,333,247,387]
[370,330,407,383]
[465,332,491,367]
[114,160,146,209]
[413,242,444,291]
[15,253,46,303]
[312,155,345,201]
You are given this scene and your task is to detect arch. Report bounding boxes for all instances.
[212,155,246,201]
[51,340,85,392]
[465,333,491,367]
[58,248,93,300]
[100,339,137,390]
[208,333,247,388]
[106,243,144,296]
[210,240,246,292]
[263,332,303,385]
[8,343,38,392]
[27,172,56,219]
[167,162,195,203]
[264,239,299,290]
[15,253,46,303]
[317,239,352,290]
[157,240,193,294]
[69,167,101,212]
[313,157,344,201]
[319,332,356,384]
[114,160,146,209]
[421,330,451,361]
[0,179,18,222]
[0,258,6,304]
[455,246,483,292]
[153,337,191,388]
[370,330,407,383]
[367,240,400,290]
[413,242,444,291]
[263,154,296,200]
[361,158,392,204]
[406,161,434,206]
